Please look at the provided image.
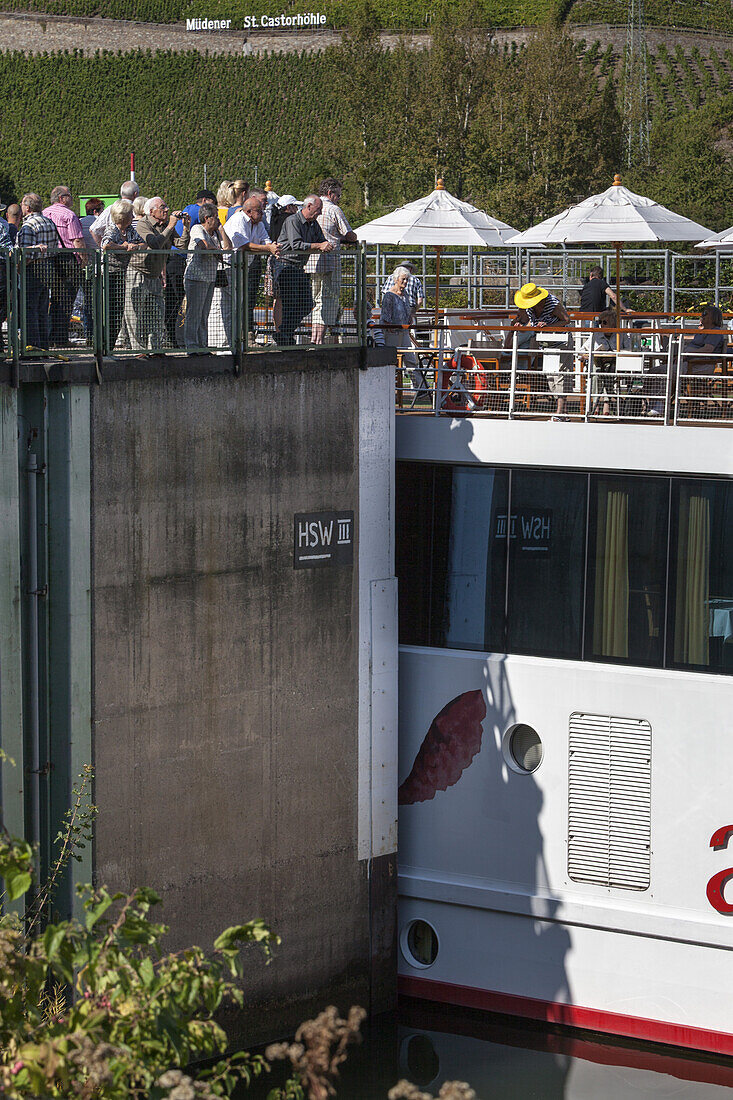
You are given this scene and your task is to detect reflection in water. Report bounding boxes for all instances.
[239,1004,733,1099]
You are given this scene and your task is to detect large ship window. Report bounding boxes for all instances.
[396,462,731,676]
[669,479,733,675]
[586,476,668,667]
[506,471,586,660]
[396,463,507,651]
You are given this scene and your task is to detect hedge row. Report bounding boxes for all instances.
[1,42,731,219]
[0,50,341,205]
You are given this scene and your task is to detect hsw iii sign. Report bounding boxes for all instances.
[294,511,354,569]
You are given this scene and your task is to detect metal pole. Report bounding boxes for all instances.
[26,452,41,862]
[10,250,20,386]
[508,328,518,418]
[715,250,720,305]
[665,329,674,424]
[433,327,444,417]
[615,243,622,354]
[434,245,443,328]
[673,334,682,425]
[355,245,363,345]
[93,251,103,384]
[232,251,243,374]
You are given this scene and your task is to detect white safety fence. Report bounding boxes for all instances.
[393,322,733,425]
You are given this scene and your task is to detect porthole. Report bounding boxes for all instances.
[399,1033,440,1087]
[502,723,543,774]
[401,919,439,969]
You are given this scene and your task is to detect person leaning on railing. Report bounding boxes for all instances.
[682,304,726,376]
[90,180,140,246]
[227,193,278,346]
[183,202,231,353]
[274,194,333,347]
[101,200,147,353]
[42,185,85,347]
[514,282,572,421]
[126,197,190,359]
[16,193,60,353]
[679,304,727,415]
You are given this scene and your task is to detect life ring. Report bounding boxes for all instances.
[439,353,490,413]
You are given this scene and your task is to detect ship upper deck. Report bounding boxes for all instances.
[391,311,733,429]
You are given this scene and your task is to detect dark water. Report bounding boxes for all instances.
[241,1000,733,1098]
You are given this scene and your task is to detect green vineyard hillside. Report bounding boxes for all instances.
[1,34,733,230]
[3,0,733,31]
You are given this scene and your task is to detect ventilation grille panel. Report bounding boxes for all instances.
[568,712,651,891]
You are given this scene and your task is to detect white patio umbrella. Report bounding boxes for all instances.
[507,174,713,336]
[356,179,520,324]
[696,226,733,249]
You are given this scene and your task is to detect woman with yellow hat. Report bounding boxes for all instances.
[514,282,573,420]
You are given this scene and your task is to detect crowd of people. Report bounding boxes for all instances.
[0,176,359,356]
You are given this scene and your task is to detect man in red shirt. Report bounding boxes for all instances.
[43,185,85,346]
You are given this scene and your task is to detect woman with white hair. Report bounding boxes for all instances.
[184,201,231,351]
[100,199,147,351]
[380,265,418,381]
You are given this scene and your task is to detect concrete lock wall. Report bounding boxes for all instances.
[0,348,398,1044]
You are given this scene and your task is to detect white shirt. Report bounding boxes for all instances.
[185,224,219,282]
[226,209,271,266]
[89,205,114,240]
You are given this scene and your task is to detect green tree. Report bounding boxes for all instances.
[469,27,622,225]
[630,96,733,230]
[337,0,390,209]
[418,0,495,197]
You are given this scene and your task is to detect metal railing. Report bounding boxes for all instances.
[1,246,368,377]
[393,317,733,426]
[368,247,733,315]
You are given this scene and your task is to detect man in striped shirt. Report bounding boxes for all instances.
[514,282,573,421]
[17,193,60,351]
[305,178,357,344]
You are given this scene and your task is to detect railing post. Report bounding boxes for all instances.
[18,249,27,360]
[508,328,518,418]
[586,335,594,421]
[10,249,20,386]
[360,246,368,346]
[672,334,681,425]
[93,251,103,384]
[664,329,674,424]
[355,245,363,345]
[433,327,444,416]
[232,250,243,375]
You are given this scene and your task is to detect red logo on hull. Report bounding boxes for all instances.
[707,825,733,915]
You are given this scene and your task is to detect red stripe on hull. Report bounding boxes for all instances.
[398,974,733,1058]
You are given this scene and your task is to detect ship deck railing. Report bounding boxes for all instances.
[392,312,733,426]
